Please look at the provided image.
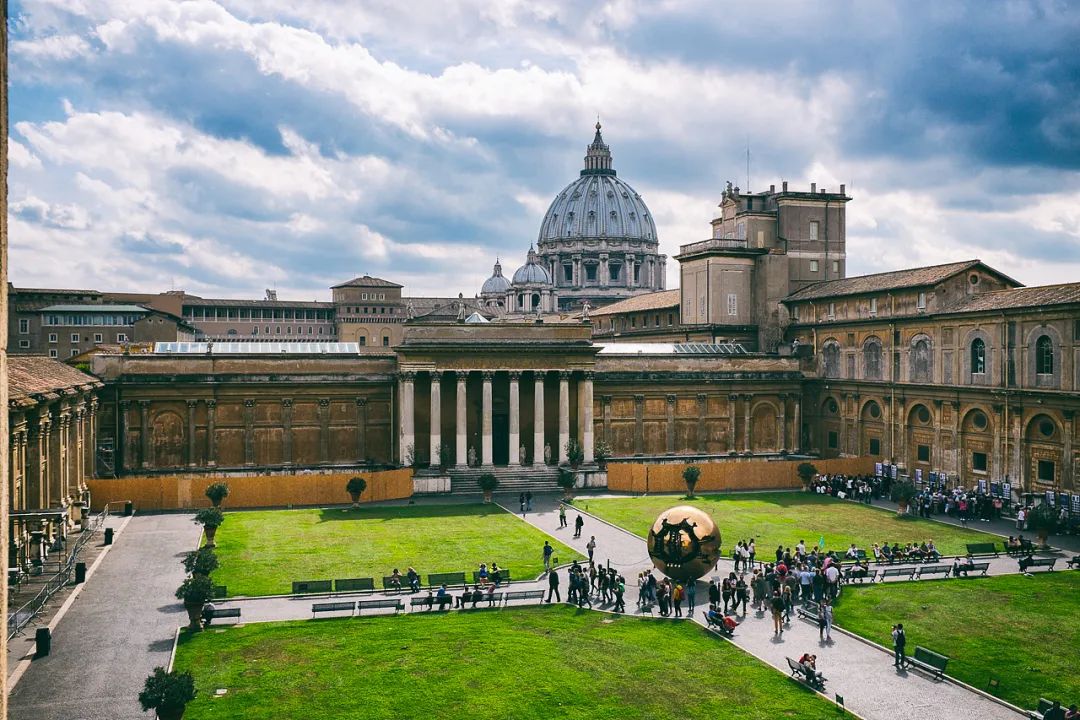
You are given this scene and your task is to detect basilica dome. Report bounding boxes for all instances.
[512,246,552,285]
[481,260,512,294]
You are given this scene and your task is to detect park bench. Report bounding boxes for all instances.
[795,600,820,624]
[785,656,827,690]
[356,598,404,615]
[855,549,867,561]
[428,572,468,588]
[462,592,503,609]
[472,569,512,585]
[1004,540,1034,556]
[211,585,228,599]
[908,646,949,680]
[334,578,375,593]
[410,595,451,611]
[702,611,734,637]
[915,565,952,580]
[1028,697,1055,719]
[1067,556,1080,570]
[210,607,241,624]
[952,561,990,577]
[966,542,999,557]
[876,567,916,582]
[503,589,545,605]
[1021,558,1056,573]
[312,601,355,618]
[292,580,333,595]
[382,576,412,593]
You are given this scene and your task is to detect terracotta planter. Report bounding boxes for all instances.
[561,487,573,500]
[482,491,493,504]
[156,705,186,720]
[897,502,909,516]
[203,526,218,547]
[184,602,203,631]
[349,493,360,508]
[1037,531,1049,548]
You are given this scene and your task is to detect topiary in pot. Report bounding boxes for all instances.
[1025,504,1058,548]
[182,547,219,578]
[557,468,577,499]
[890,479,917,516]
[565,438,584,468]
[346,476,368,507]
[193,507,224,547]
[175,575,215,630]
[139,667,196,720]
[682,465,701,498]
[204,482,229,508]
[593,439,612,470]
[477,473,499,503]
[796,462,818,491]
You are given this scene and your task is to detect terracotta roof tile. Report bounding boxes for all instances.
[944,283,1080,313]
[590,289,681,316]
[8,356,100,403]
[331,275,403,289]
[783,260,1020,302]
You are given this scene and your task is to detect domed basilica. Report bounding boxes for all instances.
[480,123,666,315]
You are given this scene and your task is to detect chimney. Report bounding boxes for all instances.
[810,182,816,193]
[782,181,788,192]
[769,184,775,193]
[840,184,846,196]
[821,187,826,194]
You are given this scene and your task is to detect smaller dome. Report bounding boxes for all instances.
[481,260,511,294]
[512,246,552,285]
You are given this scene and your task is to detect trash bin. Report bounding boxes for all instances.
[104,528,114,546]
[124,501,134,517]
[35,628,51,658]
[75,562,87,584]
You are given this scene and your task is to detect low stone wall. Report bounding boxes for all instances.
[606,456,876,494]
[86,468,413,511]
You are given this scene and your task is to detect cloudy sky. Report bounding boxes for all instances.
[9,0,1080,300]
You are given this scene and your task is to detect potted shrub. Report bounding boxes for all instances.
[346,476,368,507]
[193,508,224,547]
[593,439,612,470]
[557,468,577,499]
[796,462,818,492]
[890,479,917,516]
[181,547,219,578]
[565,438,584,468]
[1025,504,1058,548]
[175,575,215,630]
[138,667,196,720]
[204,482,229,508]
[477,473,499,503]
[682,465,701,498]
[436,443,451,472]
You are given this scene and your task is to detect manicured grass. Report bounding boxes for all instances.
[175,606,839,719]
[582,492,1001,557]
[833,573,1080,709]
[212,504,582,597]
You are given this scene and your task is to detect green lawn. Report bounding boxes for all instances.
[212,504,582,597]
[833,573,1080,709]
[581,492,1001,557]
[174,606,839,719]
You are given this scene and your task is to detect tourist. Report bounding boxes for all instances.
[586,536,597,562]
[490,563,503,587]
[891,623,907,668]
[733,541,743,572]
[407,567,421,593]
[657,582,670,616]
[1043,701,1066,720]
[422,590,435,610]
[822,601,833,641]
[559,504,567,528]
[390,568,403,591]
[543,541,554,572]
[435,584,451,610]
[484,583,497,605]
[797,653,824,687]
[1016,506,1026,531]
[708,578,720,611]
[721,574,734,613]
[201,601,216,628]
[525,491,533,511]
[735,574,749,615]
[812,569,825,604]
[952,554,974,577]
[613,575,626,613]
[469,585,484,607]
[687,579,697,612]
[519,492,526,515]
[647,572,658,604]
[672,582,685,617]
[546,567,561,603]
[748,538,756,567]
[1018,552,1037,573]
[782,584,794,623]
[574,514,584,538]
[770,589,785,636]
[824,562,840,600]
[1063,703,1078,719]
[454,585,472,609]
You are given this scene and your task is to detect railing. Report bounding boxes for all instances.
[7,505,112,640]
[678,238,750,254]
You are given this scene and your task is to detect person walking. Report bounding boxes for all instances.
[543,540,554,572]
[519,492,526,515]
[770,589,785,636]
[613,575,626,613]
[735,575,749,615]
[546,567,561,603]
[708,579,720,610]
[586,536,597,562]
[672,583,684,617]
[822,601,834,641]
[525,491,533,512]
[686,580,696,613]
[574,514,584,538]
[892,623,907,668]
[559,504,567,528]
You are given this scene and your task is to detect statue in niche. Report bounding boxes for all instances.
[520,443,528,465]
[457,292,467,322]
[581,299,591,322]
[544,443,552,465]
[467,445,477,467]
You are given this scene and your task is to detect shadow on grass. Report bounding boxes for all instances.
[315,503,505,523]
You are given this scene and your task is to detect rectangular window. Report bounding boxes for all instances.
[359,336,366,346]
[869,438,881,455]
[70,349,80,357]
[1037,460,1055,483]
[18,339,30,349]
[809,221,819,240]
[846,354,855,378]
[563,265,573,282]
[380,293,386,300]
[49,349,58,358]
[917,292,927,310]
[809,259,819,272]
[94,333,103,343]
[828,302,835,319]
[972,451,988,472]
[736,222,746,240]
[832,260,839,275]
[633,264,641,284]
[869,297,877,316]
[1074,319,1080,341]
[631,316,636,328]
[116,333,127,342]
[70,333,80,343]
[585,264,597,282]
[49,333,58,343]
[609,264,620,282]
[917,445,931,463]
[792,305,800,322]
[756,230,765,247]
[362,293,368,300]
[727,293,737,316]
[827,431,838,449]
[654,315,660,327]
[667,313,673,326]
[18,318,29,334]
[252,327,259,335]
[382,336,390,347]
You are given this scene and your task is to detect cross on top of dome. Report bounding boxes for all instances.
[582,121,615,176]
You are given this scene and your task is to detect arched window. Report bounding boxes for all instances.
[1036,336,1054,375]
[863,338,882,380]
[911,337,932,382]
[822,342,841,379]
[970,338,986,375]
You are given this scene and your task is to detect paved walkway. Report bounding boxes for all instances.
[8,513,201,720]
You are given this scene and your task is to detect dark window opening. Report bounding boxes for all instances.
[869,438,881,455]
[972,452,988,472]
[827,431,839,449]
[1036,336,1054,374]
[917,445,930,463]
[971,338,986,374]
[1037,460,1055,483]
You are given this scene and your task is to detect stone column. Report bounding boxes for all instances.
[581,372,594,464]
[456,371,468,467]
[355,398,367,463]
[1062,411,1074,492]
[634,394,645,455]
[558,371,570,464]
[599,253,609,288]
[318,398,331,464]
[602,395,612,446]
[778,394,788,452]
[666,394,676,454]
[429,371,442,467]
[625,253,636,288]
[481,372,494,466]
[138,400,151,470]
[572,254,582,288]
[728,394,738,452]
[508,372,521,466]
[932,399,942,470]
[851,393,861,455]
[186,400,198,467]
[282,399,294,465]
[243,399,256,466]
[58,410,70,503]
[533,371,546,465]
[792,396,802,453]
[73,407,85,492]
[205,399,217,467]
[400,372,415,466]
[87,397,98,483]
[743,394,752,453]
[31,415,50,509]
[838,395,848,455]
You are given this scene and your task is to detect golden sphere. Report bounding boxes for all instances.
[647,505,722,583]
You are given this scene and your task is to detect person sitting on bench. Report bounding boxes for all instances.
[872,544,883,562]
[952,554,975,577]
[470,585,484,607]
[923,541,940,561]
[881,544,893,562]
[422,590,435,610]
[845,560,870,582]
[407,567,421,593]
[435,584,451,609]
[389,568,402,591]
[797,653,824,686]
[1018,553,1037,573]
[1006,536,1020,553]
[705,606,738,633]
[201,601,216,628]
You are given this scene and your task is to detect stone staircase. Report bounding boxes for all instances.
[446,465,564,495]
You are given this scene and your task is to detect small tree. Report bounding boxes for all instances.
[404,443,416,468]
[890,479,917,515]
[182,547,219,577]
[175,575,215,630]
[477,473,499,503]
[193,507,224,547]
[346,476,368,507]
[682,465,702,498]
[138,667,196,720]
[1025,504,1058,548]
[204,482,230,508]
[565,438,584,468]
[593,439,612,469]
[796,462,818,491]
[557,468,577,499]
[436,442,451,471]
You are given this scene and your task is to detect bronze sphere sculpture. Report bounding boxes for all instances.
[646,505,722,583]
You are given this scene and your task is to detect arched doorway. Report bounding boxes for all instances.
[1024,414,1063,490]
[906,403,934,473]
[860,399,885,457]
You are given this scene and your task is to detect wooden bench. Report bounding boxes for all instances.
[382,576,408,593]
[1067,556,1080,570]
[1028,697,1055,719]
[209,607,241,624]
[292,580,333,595]
[472,569,511,584]
[1021,558,1056,573]
[795,600,820,624]
[503,589,545,605]
[908,646,949,680]
[702,611,734,636]
[312,601,355,618]
[410,595,451,611]
[952,561,991,576]
[427,572,468,588]
[334,578,375,593]
[876,567,916,582]
[785,656,827,690]
[915,564,952,580]
[357,598,405,615]
[462,592,503,609]
[966,542,999,557]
